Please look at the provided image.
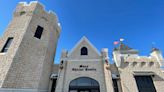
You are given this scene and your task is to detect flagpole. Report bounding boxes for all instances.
[113,41,119,50]
[151,42,156,49]
[120,38,124,45]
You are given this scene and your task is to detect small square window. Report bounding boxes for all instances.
[34,26,44,39]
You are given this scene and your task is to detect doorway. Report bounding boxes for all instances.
[51,79,57,92]
[135,76,156,92]
[69,77,100,92]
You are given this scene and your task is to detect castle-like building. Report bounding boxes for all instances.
[0,1,164,92]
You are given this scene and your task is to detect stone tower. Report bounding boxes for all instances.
[0,1,61,92]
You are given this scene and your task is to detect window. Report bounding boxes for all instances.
[112,79,119,92]
[34,26,44,39]
[1,37,13,53]
[81,47,88,55]
[135,76,156,92]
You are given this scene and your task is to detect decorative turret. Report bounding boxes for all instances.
[113,43,138,67]
[114,43,138,54]
[61,49,68,59]
[150,47,164,67]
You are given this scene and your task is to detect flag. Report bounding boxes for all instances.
[120,38,124,42]
[114,41,119,45]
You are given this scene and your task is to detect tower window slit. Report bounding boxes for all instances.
[1,37,13,53]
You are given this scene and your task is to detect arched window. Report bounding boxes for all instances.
[69,77,100,92]
[81,47,88,55]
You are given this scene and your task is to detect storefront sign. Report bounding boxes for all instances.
[72,65,96,71]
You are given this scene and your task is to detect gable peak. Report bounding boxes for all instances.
[67,36,100,56]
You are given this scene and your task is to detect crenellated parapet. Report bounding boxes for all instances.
[14,1,61,34]
[113,43,164,68]
[122,56,160,68]
[123,60,160,68]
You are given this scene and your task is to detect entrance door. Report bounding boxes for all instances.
[70,89,99,92]
[79,90,90,92]
[69,77,100,92]
[51,79,57,92]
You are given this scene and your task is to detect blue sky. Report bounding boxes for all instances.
[0,0,164,63]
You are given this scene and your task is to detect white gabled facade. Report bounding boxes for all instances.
[55,36,112,92]
[53,37,164,92]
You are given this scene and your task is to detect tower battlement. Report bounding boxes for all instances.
[14,1,61,33]
[113,43,164,68]
[19,1,39,6]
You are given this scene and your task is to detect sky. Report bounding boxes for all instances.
[0,0,164,64]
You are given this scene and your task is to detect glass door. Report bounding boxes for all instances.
[79,90,90,92]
